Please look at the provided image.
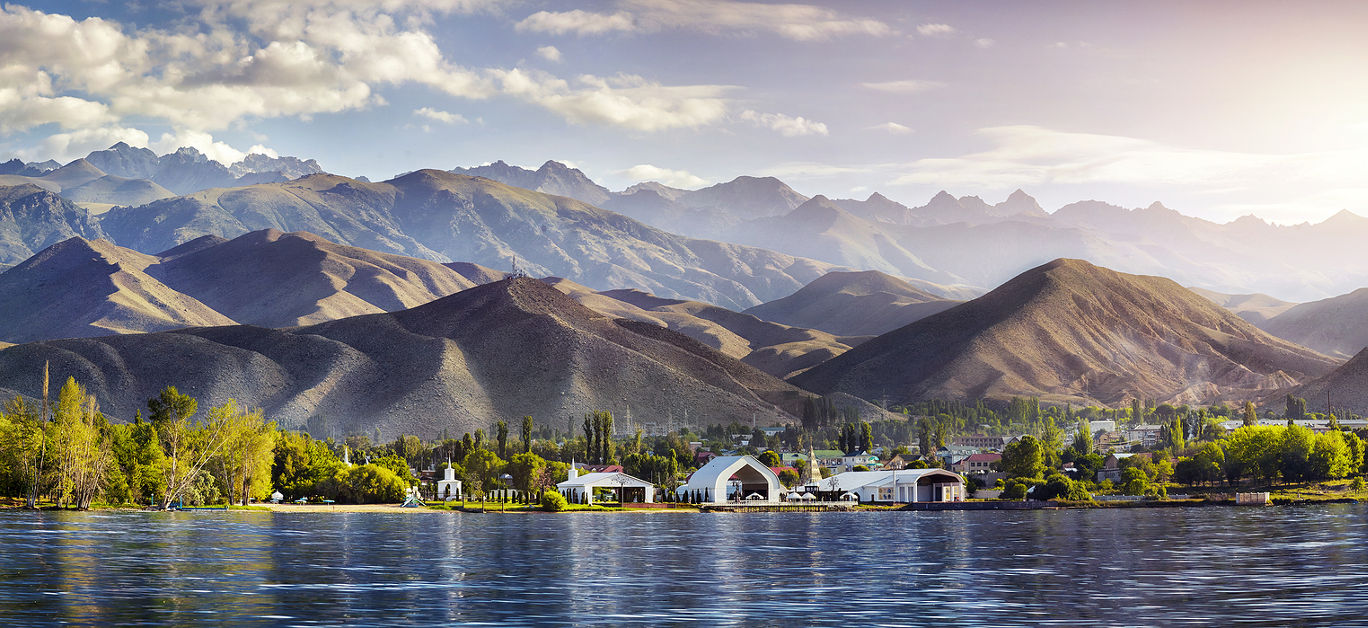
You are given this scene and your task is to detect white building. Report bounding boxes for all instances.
[823,469,965,503]
[557,466,656,505]
[436,464,463,500]
[677,455,781,503]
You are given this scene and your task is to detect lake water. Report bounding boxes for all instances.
[2,505,1367,626]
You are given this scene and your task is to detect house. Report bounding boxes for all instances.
[576,463,623,474]
[822,469,966,503]
[557,466,656,504]
[1097,452,1145,483]
[836,451,880,472]
[953,452,1001,475]
[677,455,782,503]
[952,434,1006,450]
[884,454,910,470]
[694,451,717,466]
[1125,424,1165,448]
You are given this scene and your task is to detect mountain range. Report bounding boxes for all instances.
[0,277,863,437]
[791,259,1338,407]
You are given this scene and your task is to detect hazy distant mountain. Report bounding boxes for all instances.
[85,142,323,195]
[678,176,807,219]
[0,278,808,437]
[563,282,857,379]
[832,192,914,224]
[97,171,837,310]
[1261,288,1368,359]
[0,159,57,176]
[745,270,961,336]
[0,237,233,343]
[451,160,612,205]
[0,184,106,264]
[1190,288,1298,325]
[1285,348,1368,415]
[792,259,1337,406]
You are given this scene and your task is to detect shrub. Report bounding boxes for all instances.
[541,490,568,512]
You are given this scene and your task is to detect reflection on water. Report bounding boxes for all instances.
[1,505,1366,626]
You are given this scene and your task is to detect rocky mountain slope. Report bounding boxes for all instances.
[1260,288,1368,359]
[791,259,1338,406]
[744,270,961,337]
[0,278,808,437]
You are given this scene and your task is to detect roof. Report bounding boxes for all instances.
[963,453,1002,463]
[680,455,780,492]
[821,469,963,492]
[558,471,654,489]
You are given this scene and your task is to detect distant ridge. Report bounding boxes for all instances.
[745,270,960,336]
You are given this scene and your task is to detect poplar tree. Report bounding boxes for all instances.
[521,415,533,453]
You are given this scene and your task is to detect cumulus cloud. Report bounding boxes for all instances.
[861,79,945,94]
[516,0,893,41]
[1,2,742,164]
[916,23,956,37]
[622,164,708,188]
[536,45,563,62]
[494,69,732,131]
[871,122,913,134]
[151,129,256,165]
[740,110,828,137]
[414,107,468,124]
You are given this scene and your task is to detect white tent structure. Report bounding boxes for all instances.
[825,469,965,503]
[677,455,781,503]
[557,466,656,505]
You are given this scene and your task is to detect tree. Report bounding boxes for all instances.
[1223,425,1282,482]
[1131,398,1144,426]
[541,489,567,512]
[209,402,277,505]
[506,452,546,494]
[496,420,509,459]
[758,450,781,467]
[1243,401,1258,427]
[1281,424,1315,482]
[778,469,799,488]
[49,380,110,510]
[1072,419,1093,456]
[1286,394,1307,420]
[859,421,873,453]
[1309,430,1352,481]
[1002,435,1045,479]
[462,448,505,505]
[333,464,406,504]
[521,415,533,454]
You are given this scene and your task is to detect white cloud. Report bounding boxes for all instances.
[871,122,913,134]
[152,129,254,165]
[494,69,732,131]
[414,107,468,124]
[516,10,636,36]
[621,164,708,188]
[740,110,828,137]
[517,0,893,41]
[17,126,150,164]
[536,45,563,62]
[916,23,956,37]
[860,79,945,94]
[974,38,995,49]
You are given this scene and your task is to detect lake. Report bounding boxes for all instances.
[1,505,1366,626]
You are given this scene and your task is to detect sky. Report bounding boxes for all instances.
[2,0,1367,224]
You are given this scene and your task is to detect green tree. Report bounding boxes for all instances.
[758,450,781,467]
[859,421,873,453]
[778,469,800,488]
[1285,394,1306,420]
[521,415,533,454]
[506,451,546,494]
[1309,430,1352,480]
[1072,419,1093,456]
[1243,401,1258,427]
[333,464,406,504]
[541,489,568,512]
[496,420,509,459]
[1223,425,1283,482]
[1280,424,1315,482]
[462,448,505,503]
[1002,435,1045,479]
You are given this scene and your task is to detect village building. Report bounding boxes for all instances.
[951,434,1007,449]
[677,454,782,503]
[824,469,966,503]
[953,452,1002,476]
[1097,452,1143,483]
[436,463,463,501]
[835,451,880,472]
[557,465,656,504]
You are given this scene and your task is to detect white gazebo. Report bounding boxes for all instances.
[557,466,656,504]
[436,463,463,501]
[825,469,965,503]
[677,455,781,503]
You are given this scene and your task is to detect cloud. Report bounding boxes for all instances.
[414,107,468,124]
[871,122,913,134]
[152,129,255,165]
[860,79,945,94]
[974,38,995,48]
[536,45,563,62]
[517,0,893,41]
[916,23,956,37]
[515,10,636,36]
[740,110,828,137]
[621,164,708,188]
[17,126,150,164]
[494,69,732,131]
[888,125,1368,201]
